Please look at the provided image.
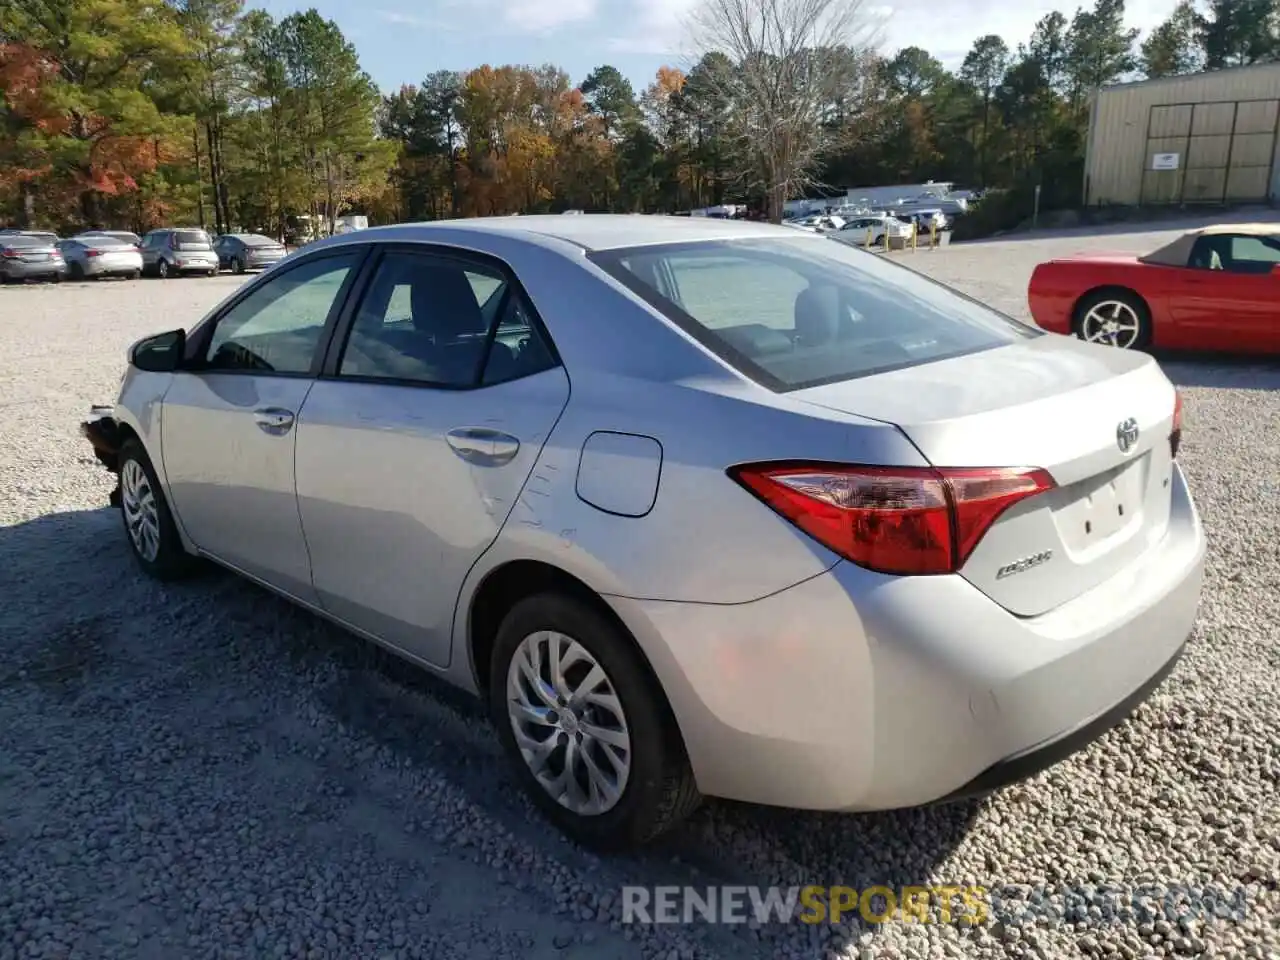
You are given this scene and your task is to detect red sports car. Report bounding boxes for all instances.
[1027,224,1280,354]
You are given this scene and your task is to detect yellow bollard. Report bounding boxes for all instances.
[865,227,872,251]
[930,222,937,249]
[911,222,918,252]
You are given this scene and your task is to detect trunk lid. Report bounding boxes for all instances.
[791,335,1178,617]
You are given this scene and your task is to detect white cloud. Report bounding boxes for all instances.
[502,0,597,32]
[375,0,594,36]
[374,9,437,27]
[876,0,1171,66]
[607,0,1174,67]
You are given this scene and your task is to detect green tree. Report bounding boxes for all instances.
[0,0,192,226]
[1141,0,1204,77]
[172,0,246,233]
[1199,0,1279,68]
[276,10,391,232]
[580,65,640,138]
[1064,0,1139,113]
[960,34,1009,187]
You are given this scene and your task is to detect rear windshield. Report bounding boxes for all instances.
[173,230,211,247]
[588,236,1039,391]
[241,234,279,247]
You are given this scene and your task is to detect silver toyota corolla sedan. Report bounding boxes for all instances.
[81,215,1204,850]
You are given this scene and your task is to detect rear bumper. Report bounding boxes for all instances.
[2,260,67,279]
[84,257,143,276]
[611,463,1204,812]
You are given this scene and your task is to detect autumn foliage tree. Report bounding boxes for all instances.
[3,0,1279,236]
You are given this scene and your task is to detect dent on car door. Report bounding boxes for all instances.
[159,249,366,600]
[293,246,570,669]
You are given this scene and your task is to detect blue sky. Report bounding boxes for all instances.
[256,0,1177,95]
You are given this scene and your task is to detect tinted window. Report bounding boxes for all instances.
[590,237,1038,391]
[205,253,359,374]
[173,230,211,248]
[337,250,556,387]
[242,234,279,247]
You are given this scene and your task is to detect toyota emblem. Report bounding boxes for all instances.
[1116,417,1140,453]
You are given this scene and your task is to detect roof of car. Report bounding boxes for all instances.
[1142,222,1279,265]
[1195,222,1279,236]
[342,214,804,252]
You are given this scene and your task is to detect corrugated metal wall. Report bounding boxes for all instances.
[1083,64,1280,206]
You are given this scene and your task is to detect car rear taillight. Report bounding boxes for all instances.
[86,249,101,258]
[1170,391,1183,459]
[1,248,16,258]
[729,463,1057,576]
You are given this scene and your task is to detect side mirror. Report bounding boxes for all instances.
[129,329,186,373]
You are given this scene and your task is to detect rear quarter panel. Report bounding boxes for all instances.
[1028,261,1179,346]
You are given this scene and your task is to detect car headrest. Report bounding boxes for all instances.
[794,284,842,346]
[410,266,486,339]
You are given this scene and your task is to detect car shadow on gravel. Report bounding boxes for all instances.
[1154,353,1280,391]
[1,506,982,960]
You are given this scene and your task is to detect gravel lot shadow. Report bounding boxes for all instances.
[0,506,981,960]
[1155,353,1280,391]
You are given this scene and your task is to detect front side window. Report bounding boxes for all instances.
[204,252,360,374]
[591,236,1038,391]
[336,250,556,387]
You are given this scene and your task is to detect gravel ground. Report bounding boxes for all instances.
[1,228,1278,960]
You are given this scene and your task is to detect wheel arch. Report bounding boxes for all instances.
[466,558,692,757]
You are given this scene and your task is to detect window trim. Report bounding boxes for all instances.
[317,241,563,392]
[588,239,1039,393]
[182,245,372,379]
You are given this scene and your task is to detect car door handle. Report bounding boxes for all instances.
[446,427,520,466]
[253,407,295,434]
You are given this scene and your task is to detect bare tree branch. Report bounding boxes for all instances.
[684,0,883,219]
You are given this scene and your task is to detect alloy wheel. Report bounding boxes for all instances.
[120,459,161,563]
[1080,300,1142,348]
[505,630,632,816]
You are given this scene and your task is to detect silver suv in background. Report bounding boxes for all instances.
[140,228,219,278]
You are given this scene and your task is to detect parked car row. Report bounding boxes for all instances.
[782,212,920,247]
[0,227,288,284]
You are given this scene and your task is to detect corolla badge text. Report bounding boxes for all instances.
[995,550,1053,580]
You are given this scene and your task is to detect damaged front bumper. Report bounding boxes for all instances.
[81,405,123,507]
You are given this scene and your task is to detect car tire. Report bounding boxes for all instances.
[49,274,62,284]
[130,271,141,280]
[117,438,201,581]
[232,257,245,275]
[489,592,701,850]
[1072,289,1151,350]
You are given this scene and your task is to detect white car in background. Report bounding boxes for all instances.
[786,215,846,233]
[834,214,914,247]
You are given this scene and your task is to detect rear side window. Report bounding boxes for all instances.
[590,237,1038,391]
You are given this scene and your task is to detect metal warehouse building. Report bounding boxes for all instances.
[1082,62,1280,207]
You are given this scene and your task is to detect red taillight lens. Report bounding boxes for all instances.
[1,247,17,258]
[86,249,101,257]
[1170,391,1183,459]
[730,463,1056,576]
